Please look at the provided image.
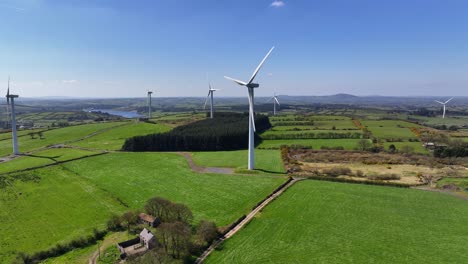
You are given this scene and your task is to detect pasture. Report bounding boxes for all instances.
[0,152,286,262]
[361,120,420,140]
[0,166,126,263]
[0,122,125,157]
[258,139,363,150]
[207,180,468,263]
[191,149,285,173]
[0,148,100,174]
[71,122,171,150]
[382,141,428,154]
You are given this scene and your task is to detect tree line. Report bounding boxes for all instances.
[122,112,271,151]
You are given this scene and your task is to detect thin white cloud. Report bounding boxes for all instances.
[62,80,77,84]
[270,1,285,7]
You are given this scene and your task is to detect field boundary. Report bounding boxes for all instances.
[195,177,300,263]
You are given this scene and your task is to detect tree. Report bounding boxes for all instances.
[121,211,139,232]
[29,132,36,139]
[168,221,191,258]
[196,220,219,245]
[38,131,43,139]
[167,203,193,224]
[356,139,372,151]
[107,214,122,231]
[145,197,172,222]
[388,144,396,153]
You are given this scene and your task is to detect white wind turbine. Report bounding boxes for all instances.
[203,83,219,119]
[434,97,454,119]
[224,46,275,170]
[267,92,280,115]
[147,90,153,118]
[6,77,19,155]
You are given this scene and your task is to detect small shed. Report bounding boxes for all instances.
[139,213,160,227]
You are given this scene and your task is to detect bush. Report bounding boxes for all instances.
[322,167,352,177]
[367,173,401,181]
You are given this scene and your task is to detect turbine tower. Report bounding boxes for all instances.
[225,46,274,170]
[435,97,454,119]
[268,92,280,115]
[204,83,219,119]
[6,77,19,155]
[147,90,153,118]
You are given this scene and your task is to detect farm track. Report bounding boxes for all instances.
[176,152,234,174]
[195,177,301,264]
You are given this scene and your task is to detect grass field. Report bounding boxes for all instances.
[71,122,171,150]
[61,152,286,225]
[437,178,468,192]
[257,139,364,150]
[0,165,126,263]
[362,120,420,140]
[0,148,100,174]
[0,122,125,157]
[207,180,468,263]
[191,149,285,173]
[382,141,428,154]
[0,152,286,262]
[261,129,361,137]
[0,128,50,140]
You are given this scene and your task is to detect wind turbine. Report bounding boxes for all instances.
[434,97,454,119]
[147,90,153,118]
[203,83,219,119]
[6,77,19,155]
[267,92,280,115]
[224,46,275,170]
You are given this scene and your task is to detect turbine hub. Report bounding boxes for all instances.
[247,83,259,88]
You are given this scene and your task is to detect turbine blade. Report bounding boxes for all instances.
[274,97,280,105]
[224,76,247,86]
[434,100,444,104]
[445,97,454,104]
[247,46,275,85]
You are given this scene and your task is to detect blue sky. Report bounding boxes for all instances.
[1,0,468,97]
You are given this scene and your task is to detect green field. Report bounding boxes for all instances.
[0,152,286,262]
[362,120,420,140]
[0,128,51,141]
[61,152,286,225]
[0,122,125,157]
[261,129,361,137]
[0,148,100,174]
[71,122,171,150]
[410,115,468,127]
[191,149,285,173]
[382,141,428,154]
[0,165,126,263]
[257,139,364,150]
[207,180,468,263]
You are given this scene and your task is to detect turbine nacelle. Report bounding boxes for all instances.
[247,83,259,88]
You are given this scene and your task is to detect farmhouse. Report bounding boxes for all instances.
[117,228,157,258]
[139,212,160,227]
[139,228,157,249]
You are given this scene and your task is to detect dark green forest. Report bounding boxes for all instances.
[122,112,271,151]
